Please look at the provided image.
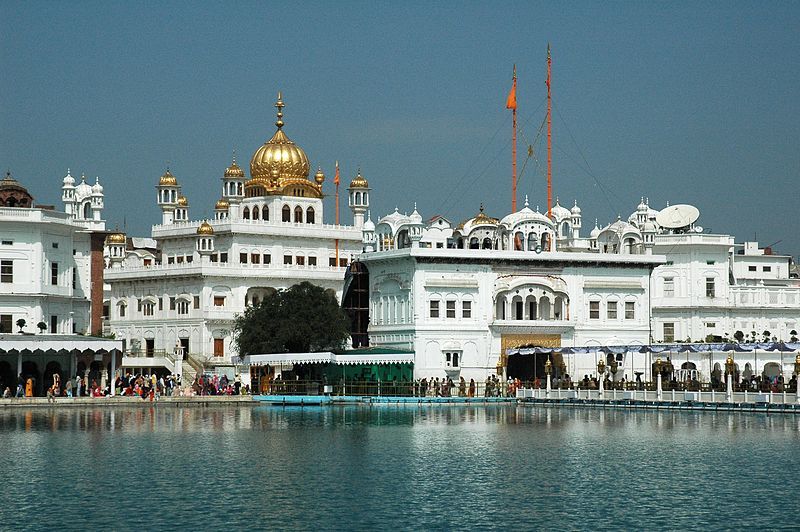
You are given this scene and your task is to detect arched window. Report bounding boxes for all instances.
[512,296,524,320]
[355,191,362,205]
[514,232,524,251]
[237,183,243,195]
[539,297,551,320]
[526,296,537,320]
[469,237,479,249]
[528,233,538,251]
[306,206,315,224]
[541,233,551,251]
[495,296,506,320]
[294,206,303,223]
[243,207,250,220]
[263,206,269,221]
[252,206,260,220]
[482,237,492,249]
[282,205,290,222]
[83,202,91,219]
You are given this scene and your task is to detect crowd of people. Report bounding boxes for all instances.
[1,371,251,400]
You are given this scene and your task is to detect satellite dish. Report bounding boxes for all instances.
[655,204,700,229]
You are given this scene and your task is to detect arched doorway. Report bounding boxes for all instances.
[762,362,782,379]
[43,361,63,395]
[0,360,14,393]
[21,361,40,396]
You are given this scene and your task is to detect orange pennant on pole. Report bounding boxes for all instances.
[334,160,340,186]
[506,65,517,110]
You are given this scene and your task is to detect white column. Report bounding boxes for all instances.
[598,375,604,398]
[726,373,733,402]
[110,351,116,396]
[656,373,662,400]
[546,374,551,398]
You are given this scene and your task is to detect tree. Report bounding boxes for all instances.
[36,321,47,334]
[762,330,771,342]
[733,330,745,343]
[791,330,798,343]
[15,318,26,333]
[233,281,351,355]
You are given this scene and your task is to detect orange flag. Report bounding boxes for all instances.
[506,65,517,110]
[334,160,340,186]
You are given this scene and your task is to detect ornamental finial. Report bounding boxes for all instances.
[275,92,285,129]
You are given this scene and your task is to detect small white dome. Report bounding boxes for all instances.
[590,221,601,239]
[550,197,571,222]
[363,212,375,231]
[570,200,581,215]
[62,169,75,187]
[409,203,422,224]
[91,177,103,194]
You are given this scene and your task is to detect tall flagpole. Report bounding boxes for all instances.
[507,64,518,212]
[546,44,553,217]
[334,161,340,263]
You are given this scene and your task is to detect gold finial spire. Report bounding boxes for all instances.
[275,92,285,129]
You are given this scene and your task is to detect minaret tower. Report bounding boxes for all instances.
[90,177,104,221]
[156,169,180,225]
[348,169,370,228]
[62,169,76,217]
[362,211,376,253]
[571,200,582,239]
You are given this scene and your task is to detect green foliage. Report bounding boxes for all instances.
[15,318,26,332]
[733,330,745,342]
[36,321,47,333]
[233,281,351,355]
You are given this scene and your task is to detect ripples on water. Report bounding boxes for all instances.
[0,405,798,530]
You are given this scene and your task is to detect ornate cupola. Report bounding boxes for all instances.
[105,231,127,268]
[0,171,34,208]
[174,195,189,222]
[221,154,246,203]
[244,93,321,199]
[214,198,230,220]
[348,169,370,228]
[196,221,215,262]
[156,168,181,225]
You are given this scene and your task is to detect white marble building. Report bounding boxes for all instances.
[0,170,107,336]
[357,196,800,383]
[104,94,371,370]
[356,198,663,382]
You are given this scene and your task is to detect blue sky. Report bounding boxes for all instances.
[2,1,799,256]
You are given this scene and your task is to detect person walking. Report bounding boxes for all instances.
[15,374,24,398]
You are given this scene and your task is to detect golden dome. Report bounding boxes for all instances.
[197,221,214,235]
[215,198,229,210]
[224,157,245,178]
[159,169,178,186]
[106,232,126,244]
[349,170,369,189]
[249,93,310,182]
[177,195,188,207]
